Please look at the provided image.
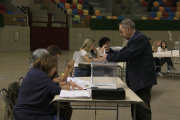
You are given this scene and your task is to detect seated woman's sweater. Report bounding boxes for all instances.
[14,68,61,120]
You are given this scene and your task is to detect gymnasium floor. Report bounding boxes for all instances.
[0,51,180,120]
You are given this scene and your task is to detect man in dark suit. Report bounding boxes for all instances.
[102,19,157,120]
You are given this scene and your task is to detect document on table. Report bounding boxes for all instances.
[59,90,91,98]
[67,77,91,89]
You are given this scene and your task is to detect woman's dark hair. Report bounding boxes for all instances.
[46,45,61,56]
[161,41,167,48]
[33,54,58,75]
[148,38,151,40]
[89,38,95,42]
[99,37,110,48]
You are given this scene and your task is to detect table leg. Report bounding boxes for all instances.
[116,103,119,120]
[133,103,136,120]
[57,102,59,120]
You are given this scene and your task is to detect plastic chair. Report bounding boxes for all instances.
[139,0,144,2]
[153,7,159,12]
[142,1,147,7]
[142,17,147,20]
[157,12,162,17]
[175,12,180,17]
[112,16,117,19]
[71,3,76,9]
[97,16,102,19]
[65,3,70,9]
[154,2,159,7]
[165,2,170,7]
[91,16,97,18]
[171,2,177,7]
[84,0,88,4]
[159,6,164,12]
[163,12,168,17]
[95,10,100,16]
[154,17,160,20]
[177,7,180,12]
[80,15,86,18]
[177,2,180,7]
[78,0,83,4]
[77,4,82,9]
[75,15,80,18]
[106,16,112,19]
[67,0,72,3]
[171,7,176,12]
[78,9,83,15]
[167,0,172,2]
[159,2,165,7]
[88,4,93,10]
[86,15,91,18]
[173,17,179,20]
[67,8,72,14]
[162,0,167,2]
[164,7,170,12]
[73,0,77,4]
[118,16,124,19]
[83,9,88,15]
[61,0,66,3]
[82,4,88,9]
[147,6,152,12]
[0,89,15,120]
[151,12,156,17]
[167,17,172,20]
[89,9,94,15]
[148,17,154,19]
[59,3,65,8]
[157,0,162,2]
[169,12,175,17]
[7,11,13,14]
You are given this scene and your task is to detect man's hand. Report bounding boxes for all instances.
[67,60,75,69]
[102,53,107,61]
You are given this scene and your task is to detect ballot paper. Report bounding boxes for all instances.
[59,90,90,98]
[67,77,91,89]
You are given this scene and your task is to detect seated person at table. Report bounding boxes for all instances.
[74,39,99,77]
[14,54,82,120]
[46,45,75,82]
[155,41,177,74]
[96,37,110,57]
[89,38,101,59]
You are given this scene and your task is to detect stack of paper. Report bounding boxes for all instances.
[59,90,90,98]
[67,77,91,89]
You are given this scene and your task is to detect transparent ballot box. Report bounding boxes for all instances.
[91,61,117,87]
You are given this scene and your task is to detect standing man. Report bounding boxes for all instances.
[102,19,157,120]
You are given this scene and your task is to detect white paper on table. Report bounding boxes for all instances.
[59,90,90,98]
[67,77,91,89]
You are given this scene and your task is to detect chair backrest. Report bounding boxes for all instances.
[8,82,20,106]
[0,89,15,120]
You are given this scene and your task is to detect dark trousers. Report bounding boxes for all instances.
[131,86,152,120]
[155,57,173,72]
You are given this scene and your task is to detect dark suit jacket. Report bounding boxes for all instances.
[107,31,157,91]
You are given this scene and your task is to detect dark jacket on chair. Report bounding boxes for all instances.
[107,31,157,91]
[14,68,61,120]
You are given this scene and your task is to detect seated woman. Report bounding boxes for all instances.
[155,41,177,75]
[89,38,101,59]
[14,54,82,120]
[74,39,99,77]
[96,37,111,57]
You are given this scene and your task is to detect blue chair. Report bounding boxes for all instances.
[80,15,86,18]
[169,12,175,17]
[167,17,172,20]
[7,11,13,14]
[157,0,162,2]
[165,7,170,12]
[59,3,65,8]
[152,7,159,12]
[159,2,165,7]
[84,0,88,4]
[82,4,88,9]
[96,16,102,19]
[151,12,156,17]
[118,16,124,19]
[72,9,78,15]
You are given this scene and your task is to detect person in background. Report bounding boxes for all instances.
[90,38,101,59]
[96,37,110,57]
[32,49,49,63]
[155,41,177,74]
[74,39,99,77]
[14,54,82,120]
[46,45,75,83]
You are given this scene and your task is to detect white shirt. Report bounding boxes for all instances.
[157,47,168,52]
[74,50,92,67]
[96,47,104,57]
